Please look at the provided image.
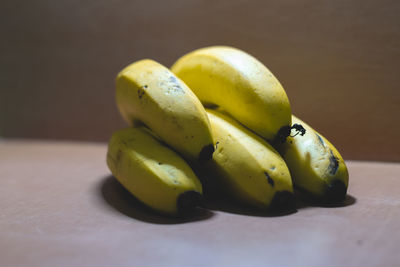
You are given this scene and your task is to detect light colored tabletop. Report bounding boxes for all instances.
[1,139,399,267]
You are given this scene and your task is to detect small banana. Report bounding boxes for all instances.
[106,127,203,215]
[205,109,294,211]
[116,59,214,163]
[171,46,292,141]
[276,115,349,203]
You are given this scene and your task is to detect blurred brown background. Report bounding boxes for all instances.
[1,0,399,161]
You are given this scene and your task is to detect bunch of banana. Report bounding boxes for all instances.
[106,45,349,216]
[171,46,349,204]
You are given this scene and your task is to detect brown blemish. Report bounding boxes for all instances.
[215,141,220,149]
[137,88,145,99]
[116,149,123,162]
[167,76,184,94]
[327,150,339,175]
[316,133,325,146]
[264,172,274,187]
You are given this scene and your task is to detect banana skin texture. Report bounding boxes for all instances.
[106,127,203,215]
[171,46,292,141]
[276,115,349,203]
[116,59,214,163]
[205,109,294,211]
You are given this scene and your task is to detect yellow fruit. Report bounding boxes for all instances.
[276,115,349,202]
[107,127,203,215]
[116,59,214,163]
[171,46,292,141]
[205,109,294,210]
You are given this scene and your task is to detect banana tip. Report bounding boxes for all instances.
[177,191,202,213]
[269,191,295,212]
[325,180,347,203]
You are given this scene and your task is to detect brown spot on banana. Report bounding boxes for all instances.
[315,133,325,146]
[327,150,339,175]
[137,88,145,99]
[264,171,275,187]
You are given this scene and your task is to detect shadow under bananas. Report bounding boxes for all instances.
[99,175,215,224]
[201,192,298,217]
[294,190,357,209]
[201,191,356,216]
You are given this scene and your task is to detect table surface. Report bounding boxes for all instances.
[1,139,399,267]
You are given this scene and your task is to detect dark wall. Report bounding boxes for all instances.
[1,0,400,161]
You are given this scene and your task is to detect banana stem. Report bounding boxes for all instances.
[290,124,306,137]
[274,124,306,144]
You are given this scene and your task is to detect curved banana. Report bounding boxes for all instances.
[205,109,294,211]
[171,46,292,141]
[116,59,214,163]
[107,127,203,215]
[276,115,349,203]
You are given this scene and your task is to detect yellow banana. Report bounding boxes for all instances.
[205,109,294,211]
[106,127,203,215]
[116,59,214,163]
[276,115,349,203]
[171,46,292,141]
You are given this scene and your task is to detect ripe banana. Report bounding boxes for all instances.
[204,109,294,211]
[116,59,214,163]
[276,115,349,203]
[171,46,292,141]
[106,127,203,215]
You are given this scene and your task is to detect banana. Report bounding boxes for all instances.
[116,59,214,163]
[106,127,203,215]
[171,46,292,141]
[276,115,349,203]
[204,109,294,211]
